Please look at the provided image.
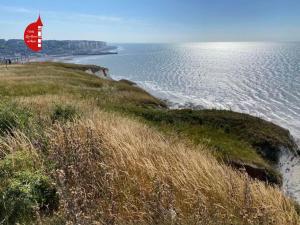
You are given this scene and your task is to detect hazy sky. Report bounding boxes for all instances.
[0,0,300,43]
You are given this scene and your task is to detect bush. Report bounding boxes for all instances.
[0,102,32,135]
[51,104,78,122]
[0,151,59,225]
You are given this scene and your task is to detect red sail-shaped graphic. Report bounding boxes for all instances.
[24,15,43,52]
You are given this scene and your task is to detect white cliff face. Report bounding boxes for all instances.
[64,40,107,50]
[85,68,111,79]
[279,148,300,202]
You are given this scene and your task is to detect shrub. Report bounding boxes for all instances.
[0,151,59,225]
[50,104,78,122]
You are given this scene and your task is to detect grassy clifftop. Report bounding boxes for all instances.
[0,62,299,225]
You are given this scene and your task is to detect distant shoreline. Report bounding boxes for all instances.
[0,39,118,60]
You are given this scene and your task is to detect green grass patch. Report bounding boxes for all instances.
[0,101,32,135]
[120,107,294,163]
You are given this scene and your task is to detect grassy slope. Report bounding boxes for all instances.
[116,106,296,183]
[0,62,299,224]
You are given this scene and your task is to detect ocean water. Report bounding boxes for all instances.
[70,42,300,139]
[68,42,300,200]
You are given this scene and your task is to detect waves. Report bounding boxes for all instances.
[69,42,300,139]
[67,43,300,136]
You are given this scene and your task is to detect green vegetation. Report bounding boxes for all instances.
[0,101,32,135]
[51,104,79,122]
[121,106,294,160]
[0,62,298,224]
[0,151,59,225]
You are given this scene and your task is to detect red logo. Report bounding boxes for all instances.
[24,15,43,52]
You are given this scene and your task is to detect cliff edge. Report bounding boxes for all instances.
[0,62,299,225]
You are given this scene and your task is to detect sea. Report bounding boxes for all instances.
[67,42,300,201]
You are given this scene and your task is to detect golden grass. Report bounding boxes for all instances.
[34,111,300,224]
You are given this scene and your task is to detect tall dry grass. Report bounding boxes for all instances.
[37,111,299,225]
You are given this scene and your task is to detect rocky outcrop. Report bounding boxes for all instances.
[230,160,282,185]
[52,62,111,79]
[85,67,111,79]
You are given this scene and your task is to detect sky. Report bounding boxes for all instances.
[0,0,300,43]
